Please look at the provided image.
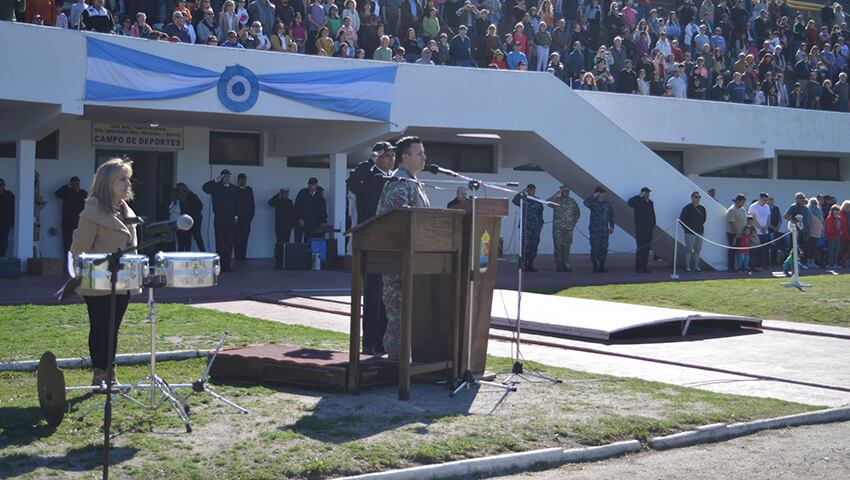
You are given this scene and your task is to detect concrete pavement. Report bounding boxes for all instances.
[192,295,850,407]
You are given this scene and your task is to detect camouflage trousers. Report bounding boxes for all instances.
[589,232,609,262]
[553,228,574,269]
[381,274,401,358]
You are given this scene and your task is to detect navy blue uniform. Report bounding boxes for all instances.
[513,193,544,270]
[202,180,238,271]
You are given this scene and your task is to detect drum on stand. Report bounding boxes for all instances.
[154,252,220,288]
[75,253,149,291]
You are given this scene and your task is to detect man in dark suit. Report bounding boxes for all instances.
[268,187,295,243]
[628,186,657,273]
[203,169,239,272]
[447,186,468,208]
[235,173,255,260]
[346,142,396,354]
[55,176,88,256]
[400,0,422,33]
[176,182,205,252]
[293,177,327,242]
[0,178,13,257]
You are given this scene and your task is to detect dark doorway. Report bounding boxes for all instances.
[95,150,176,221]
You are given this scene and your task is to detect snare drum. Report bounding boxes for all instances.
[76,253,149,292]
[155,252,221,288]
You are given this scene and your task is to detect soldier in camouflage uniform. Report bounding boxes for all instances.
[512,184,544,272]
[375,137,430,359]
[583,186,615,273]
[547,185,580,272]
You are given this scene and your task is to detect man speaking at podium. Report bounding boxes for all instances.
[376,136,430,360]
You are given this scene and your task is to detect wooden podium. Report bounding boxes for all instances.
[451,198,509,376]
[348,208,466,400]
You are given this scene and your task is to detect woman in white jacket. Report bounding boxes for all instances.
[219,0,239,37]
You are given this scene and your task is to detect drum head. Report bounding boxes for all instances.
[37,351,66,428]
[156,251,220,260]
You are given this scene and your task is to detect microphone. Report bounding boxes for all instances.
[425,164,459,177]
[140,214,194,235]
[383,176,420,183]
[124,216,146,225]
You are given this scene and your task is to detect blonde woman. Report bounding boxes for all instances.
[70,158,139,386]
[219,0,238,37]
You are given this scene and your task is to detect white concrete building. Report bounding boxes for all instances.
[1,22,848,271]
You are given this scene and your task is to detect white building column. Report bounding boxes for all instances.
[329,153,348,256]
[14,140,36,267]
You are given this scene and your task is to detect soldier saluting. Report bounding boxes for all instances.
[376,136,430,360]
[548,185,580,272]
[584,186,615,273]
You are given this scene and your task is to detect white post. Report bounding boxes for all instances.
[670,220,680,279]
[791,227,800,280]
[783,225,811,289]
[14,140,36,269]
[329,153,347,257]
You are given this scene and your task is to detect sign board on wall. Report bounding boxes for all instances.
[91,123,184,150]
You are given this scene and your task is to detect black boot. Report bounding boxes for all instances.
[599,260,608,273]
[592,260,599,273]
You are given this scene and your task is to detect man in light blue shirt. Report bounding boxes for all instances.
[710,27,726,55]
[507,42,529,70]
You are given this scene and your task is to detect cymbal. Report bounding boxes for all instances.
[37,351,66,428]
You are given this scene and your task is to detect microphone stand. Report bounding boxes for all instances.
[450,177,516,398]
[93,232,169,480]
[499,192,561,387]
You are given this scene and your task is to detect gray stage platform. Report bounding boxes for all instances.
[489,290,762,341]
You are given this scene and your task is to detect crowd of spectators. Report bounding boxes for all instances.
[4,0,850,110]
[722,191,850,273]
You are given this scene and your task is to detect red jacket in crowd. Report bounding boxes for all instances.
[824,214,843,241]
[25,0,56,25]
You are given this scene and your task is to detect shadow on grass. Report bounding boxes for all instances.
[0,445,138,477]
[0,406,58,450]
[250,382,480,444]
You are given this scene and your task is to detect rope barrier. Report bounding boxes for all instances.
[677,220,791,251]
[570,219,680,254]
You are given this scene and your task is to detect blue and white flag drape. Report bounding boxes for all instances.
[85,37,398,122]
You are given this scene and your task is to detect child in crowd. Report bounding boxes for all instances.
[736,226,753,272]
[782,245,801,276]
[236,0,249,29]
[824,205,843,269]
[55,3,68,29]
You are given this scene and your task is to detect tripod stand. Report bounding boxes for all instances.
[498,192,561,386]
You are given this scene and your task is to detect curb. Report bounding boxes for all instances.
[0,350,208,372]
[649,406,850,450]
[340,441,640,480]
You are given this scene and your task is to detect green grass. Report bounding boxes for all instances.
[0,304,825,479]
[0,303,349,363]
[559,274,850,328]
